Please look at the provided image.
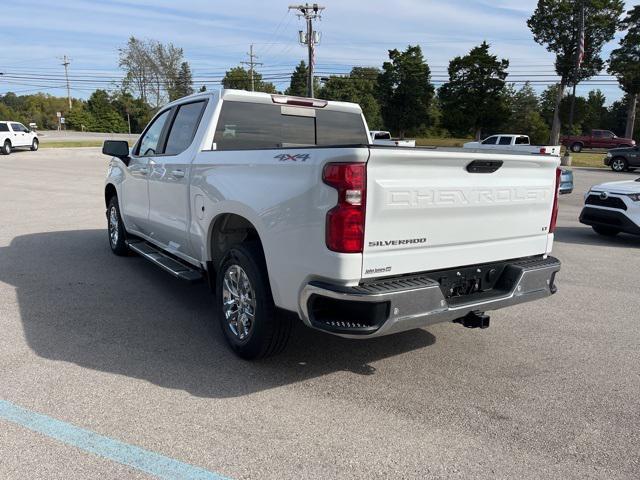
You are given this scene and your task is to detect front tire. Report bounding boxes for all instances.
[2,140,11,155]
[610,157,627,172]
[593,226,620,236]
[216,242,292,359]
[570,142,583,153]
[31,138,39,151]
[107,196,129,256]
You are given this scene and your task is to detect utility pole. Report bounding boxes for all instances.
[289,3,324,97]
[240,44,262,91]
[61,55,72,110]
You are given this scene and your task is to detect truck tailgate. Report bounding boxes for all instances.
[363,147,559,278]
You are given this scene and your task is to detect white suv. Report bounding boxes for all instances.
[580,178,640,236]
[0,121,39,155]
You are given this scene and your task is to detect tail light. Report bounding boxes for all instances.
[323,163,366,253]
[539,147,547,154]
[549,167,561,233]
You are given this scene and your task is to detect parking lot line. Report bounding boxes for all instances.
[0,400,230,480]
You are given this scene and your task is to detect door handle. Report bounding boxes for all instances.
[171,169,185,178]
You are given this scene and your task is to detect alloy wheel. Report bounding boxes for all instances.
[222,264,256,341]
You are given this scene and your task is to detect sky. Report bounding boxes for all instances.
[1,0,638,104]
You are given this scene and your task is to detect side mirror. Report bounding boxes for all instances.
[102,140,130,160]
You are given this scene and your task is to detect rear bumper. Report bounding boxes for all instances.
[299,256,560,338]
[579,207,640,235]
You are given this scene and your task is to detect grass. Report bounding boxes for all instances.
[40,141,104,149]
[565,151,606,168]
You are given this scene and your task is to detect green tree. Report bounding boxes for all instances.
[319,67,383,129]
[377,45,434,138]
[608,5,640,139]
[169,61,194,101]
[86,90,127,133]
[582,89,608,132]
[507,83,549,144]
[285,61,319,97]
[439,41,509,139]
[528,0,624,143]
[222,66,276,93]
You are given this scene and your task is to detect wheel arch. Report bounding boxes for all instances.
[206,211,282,304]
[104,183,118,207]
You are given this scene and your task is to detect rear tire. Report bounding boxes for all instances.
[107,196,129,256]
[610,157,627,172]
[593,226,620,236]
[2,140,11,155]
[570,142,583,153]
[216,242,292,359]
[31,138,39,151]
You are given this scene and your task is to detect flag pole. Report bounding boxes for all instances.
[568,1,585,133]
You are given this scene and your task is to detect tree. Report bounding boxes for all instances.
[377,45,434,138]
[528,0,624,144]
[608,5,640,139]
[507,83,549,144]
[319,67,383,129]
[169,61,194,101]
[285,61,319,97]
[86,90,127,133]
[119,37,188,107]
[439,42,509,139]
[119,37,155,104]
[582,89,608,132]
[222,66,276,93]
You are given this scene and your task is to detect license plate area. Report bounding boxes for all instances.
[437,261,509,299]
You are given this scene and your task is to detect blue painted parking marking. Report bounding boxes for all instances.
[0,399,230,480]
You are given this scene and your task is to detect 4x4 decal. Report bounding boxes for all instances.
[274,153,310,162]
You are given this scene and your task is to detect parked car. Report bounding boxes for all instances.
[369,130,415,147]
[102,89,561,359]
[579,178,640,236]
[604,145,640,172]
[559,168,573,194]
[561,129,635,153]
[0,121,39,155]
[464,134,560,155]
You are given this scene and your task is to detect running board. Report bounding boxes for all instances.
[127,240,203,283]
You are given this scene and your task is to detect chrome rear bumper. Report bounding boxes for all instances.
[299,256,560,338]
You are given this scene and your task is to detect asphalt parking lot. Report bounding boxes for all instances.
[1,148,639,480]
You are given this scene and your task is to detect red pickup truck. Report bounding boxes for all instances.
[561,129,636,153]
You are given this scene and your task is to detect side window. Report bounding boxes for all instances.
[164,101,206,155]
[481,136,498,145]
[515,136,529,145]
[593,130,603,138]
[0,123,8,132]
[137,110,171,156]
[605,131,615,138]
[10,123,24,132]
[498,136,512,145]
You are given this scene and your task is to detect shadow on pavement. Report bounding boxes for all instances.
[554,225,639,249]
[0,230,435,398]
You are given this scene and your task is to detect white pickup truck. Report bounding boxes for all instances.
[463,134,560,155]
[103,90,561,359]
[370,130,416,147]
[0,121,39,154]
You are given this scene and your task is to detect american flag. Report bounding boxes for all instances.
[577,4,585,68]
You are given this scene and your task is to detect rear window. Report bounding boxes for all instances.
[373,132,391,140]
[213,102,368,150]
[0,123,8,132]
[515,136,529,145]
